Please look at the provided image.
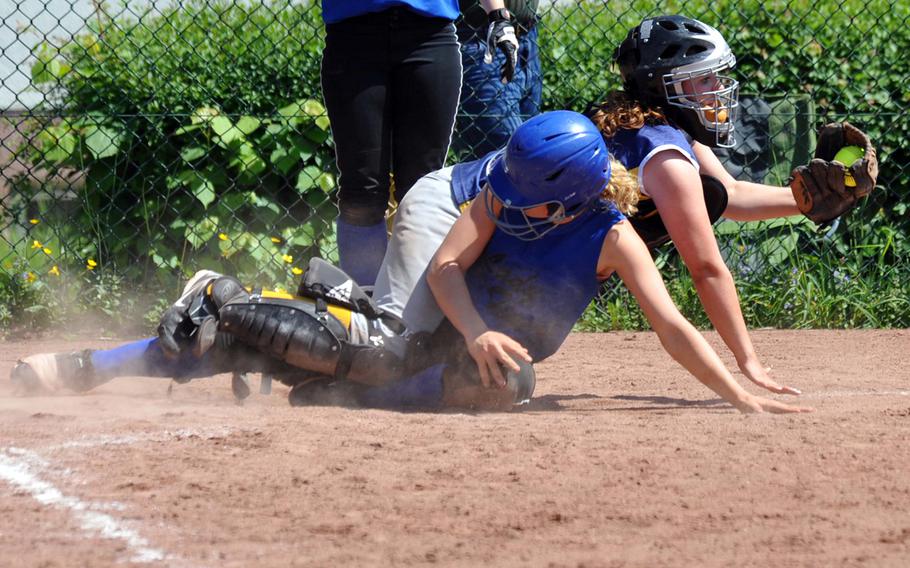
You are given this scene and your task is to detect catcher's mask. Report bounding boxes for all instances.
[485,110,612,241]
[614,15,740,148]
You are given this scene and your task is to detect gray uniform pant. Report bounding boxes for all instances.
[372,166,460,335]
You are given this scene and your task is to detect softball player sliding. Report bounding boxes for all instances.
[12,111,811,414]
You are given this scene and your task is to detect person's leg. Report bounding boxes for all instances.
[372,166,459,334]
[11,337,230,393]
[357,325,535,411]
[452,35,523,160]
[389,16,461,201]
[518,28,542,122]
[321,16,393,286]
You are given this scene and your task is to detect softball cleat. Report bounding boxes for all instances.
[10,350,97,394]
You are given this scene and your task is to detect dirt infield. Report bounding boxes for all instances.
[1,330,908,567]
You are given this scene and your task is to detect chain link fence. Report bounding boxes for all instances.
[1,0,909,332]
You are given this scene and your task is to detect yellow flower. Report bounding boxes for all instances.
[86,258,98,270]
[291,267,303,276]
[218,233,229,241]
[49,265,60,276]
[25,272,37,283]
[270,236,282,244]
[29,218,40,225]
[31,240,43,249]
[42,247,52,255]
[282,254,293,264]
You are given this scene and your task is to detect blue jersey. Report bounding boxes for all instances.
[322,1,459,24]
[464,203,625,362]
[604,124,699,196]
[449,150,626,360]
[450,150,500,207]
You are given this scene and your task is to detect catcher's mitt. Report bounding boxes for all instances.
[790,122,878,224]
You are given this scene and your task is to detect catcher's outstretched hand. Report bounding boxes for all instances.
[740,360,802,395]
[736,394,814,414]
[467,330,531,389]
[484,9,518,83]
[790,121,879,224]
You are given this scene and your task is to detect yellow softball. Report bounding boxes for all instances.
[834,145,863,188]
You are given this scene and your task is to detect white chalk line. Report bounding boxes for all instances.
[799,389,910,399]
[0,427,236,565]
[44,426,235,452]
[0,448,167,564]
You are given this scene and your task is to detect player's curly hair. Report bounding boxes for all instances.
[602,157,638,216]
[586,91,667,139]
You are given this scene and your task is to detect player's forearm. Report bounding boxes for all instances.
[427,261,489,342]
[690,269,760,367]
[723,180,801,221]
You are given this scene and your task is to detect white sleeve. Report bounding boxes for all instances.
[637,145,700,197]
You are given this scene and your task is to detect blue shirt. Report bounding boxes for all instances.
[450,150,500,206]
[322,1,460,24]
[450,149,626,360]
[604,124,698,196]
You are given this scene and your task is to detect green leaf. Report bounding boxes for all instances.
[83,124,125,159]
[316,172,335,193]
[236,116,261,135]
[178,170,216,208]
[278,101,302,118]
[184,215,219,249]
[302,99,326,117]
[296,165,322,192]
[151,252,179,269]
[211,116,242,147]
[270,145,299,174]
[174,123,204,136]
[181,146,207,162]
[191,107,220,125]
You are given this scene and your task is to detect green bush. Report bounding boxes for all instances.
[8,0,910,331]
[24,0,334,294]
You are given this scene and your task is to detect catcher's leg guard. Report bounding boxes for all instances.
[219,295,407,385]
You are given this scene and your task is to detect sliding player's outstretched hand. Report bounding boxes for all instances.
[157,271,247,358]
[467,330,531,389]
[790,121,878,224]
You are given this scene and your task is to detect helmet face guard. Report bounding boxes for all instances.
[483,183,597,241]
[663,64,740,148]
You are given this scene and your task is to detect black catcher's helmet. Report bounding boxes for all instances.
[614,15,739,148]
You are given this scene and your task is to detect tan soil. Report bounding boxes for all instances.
[1,330,909,567]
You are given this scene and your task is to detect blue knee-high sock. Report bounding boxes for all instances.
[90,337,218,380]
[336,218,388,287]
[358,364,445,409]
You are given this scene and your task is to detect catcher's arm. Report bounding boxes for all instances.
[790,121,879,224]
[641,151,801,396]
[599,222,812,414]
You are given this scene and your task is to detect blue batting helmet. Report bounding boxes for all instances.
[486,110,612,240]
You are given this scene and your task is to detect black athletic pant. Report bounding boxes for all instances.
[321,8,462,226]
